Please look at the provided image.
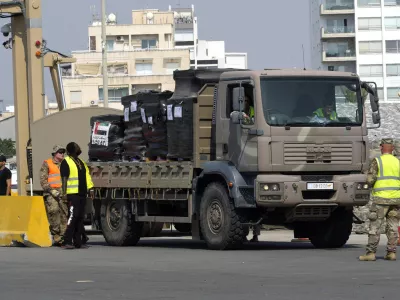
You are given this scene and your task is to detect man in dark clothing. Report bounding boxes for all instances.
[60,142,94,249]
[0,155,12,196]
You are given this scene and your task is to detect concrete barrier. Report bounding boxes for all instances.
[0,196,52,247]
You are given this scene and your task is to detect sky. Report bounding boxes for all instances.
[0,0,311,105]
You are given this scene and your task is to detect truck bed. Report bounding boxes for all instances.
[88,161,194,190]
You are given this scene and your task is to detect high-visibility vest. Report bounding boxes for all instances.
[313,108,337,120]
[249,106,255,118]
[46,158,61,188]
[64,156,94,195]
[372,154,400,199]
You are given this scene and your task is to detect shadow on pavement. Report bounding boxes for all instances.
[87,238,363,251]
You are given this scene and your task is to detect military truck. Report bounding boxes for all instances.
[89,69,380,250]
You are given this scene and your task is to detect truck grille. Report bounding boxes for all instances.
[284,143,352,165]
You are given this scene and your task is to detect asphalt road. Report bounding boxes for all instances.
[0,231,399,300]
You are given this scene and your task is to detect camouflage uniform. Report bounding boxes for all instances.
[359,138,400,261]
[39,145,68,245]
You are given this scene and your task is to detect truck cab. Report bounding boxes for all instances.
[194,69,380,248]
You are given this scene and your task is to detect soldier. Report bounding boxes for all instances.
[359,138,400,261]
[39,145,67,246]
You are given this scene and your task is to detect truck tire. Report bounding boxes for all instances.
[309,208,353,249]
[174,223,191,233]
[199,183,247,250]
[100,198,143,246]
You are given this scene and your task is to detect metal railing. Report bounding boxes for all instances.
[325,2,355,10]
[325,49,356,57]
[324,26,355,34]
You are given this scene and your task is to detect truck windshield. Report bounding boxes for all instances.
[260,77,363,127]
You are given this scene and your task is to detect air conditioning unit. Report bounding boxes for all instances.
[116,36,124,42]
[90,99,99,107]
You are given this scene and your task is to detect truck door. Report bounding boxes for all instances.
[224,82,258,171]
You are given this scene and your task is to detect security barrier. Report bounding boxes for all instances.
[0,196,52,247]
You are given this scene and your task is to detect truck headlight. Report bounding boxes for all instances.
[261,183,280,192]
[357,183,369,190]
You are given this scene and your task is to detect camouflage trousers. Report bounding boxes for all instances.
[44,195,68,244]
[353,200,386,234]
[366,203,400,254]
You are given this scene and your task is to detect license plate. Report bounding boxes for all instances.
[307,182,334,190]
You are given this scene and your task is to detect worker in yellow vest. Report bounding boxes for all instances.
[39,145,67,246]
[313,103,337,121]
[242,94,255,125]
[359,138,400,261]
[60,142,94,249]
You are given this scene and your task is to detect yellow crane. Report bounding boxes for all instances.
[0,0,75,195]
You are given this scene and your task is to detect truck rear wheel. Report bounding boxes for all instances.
[174,223,192,233]
[200,183,247,250]
[309,208,353,249]
[142,222,164,237]
[100,198,143,246]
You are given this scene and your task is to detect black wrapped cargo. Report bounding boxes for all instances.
[141,90,173,160]
[121,92,152,161]
[167,68,241,161]
[88,114,124,162]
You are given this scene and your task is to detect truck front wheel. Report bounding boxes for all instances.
[100,198,143,246]
[200,183,247,250]
[309,208,353,249]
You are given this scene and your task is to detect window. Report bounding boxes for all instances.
[90,36,96,51]
[358,18,381,31]
[165,62,180,75]
[141,39,156,49]
[387,87,400,100]
[98,87,129,102]
[385,0,400,5]
[70,91,82,105]
[225,83,254,120]
[359,41,382,54]
[260,78,363,126]
[135,63,152,75]
[385,17,400,30]
[358,0,381,6]
[387,64,400,76]
[386,40,400,53]
[359,65,383,76]
[106,40,114,51]
[377,88,384,100]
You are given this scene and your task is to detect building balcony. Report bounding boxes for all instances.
[320,3,355,15]
[322,50,356,62]
[321,26,355,39]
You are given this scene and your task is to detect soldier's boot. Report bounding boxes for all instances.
[384,252,396,261]
[358,253,376,261]
[250,235,259,243]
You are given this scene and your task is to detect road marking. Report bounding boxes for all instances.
[76,280,94,283]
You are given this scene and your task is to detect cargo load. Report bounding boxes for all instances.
[88,114,124,162]
[167,69,229,160]
[141,90,173,160]
[121,93,148,161]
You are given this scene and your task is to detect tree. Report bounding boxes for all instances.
[0,138,16,158]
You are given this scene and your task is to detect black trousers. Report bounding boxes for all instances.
[64,194,86,248]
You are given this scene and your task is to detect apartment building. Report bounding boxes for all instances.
[61,6,248,110]
[62,9,190,110]
[310,0,400,102]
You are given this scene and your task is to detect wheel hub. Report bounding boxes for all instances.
[207,200,223,234]
[107,201,121,231]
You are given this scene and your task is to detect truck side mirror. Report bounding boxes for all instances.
[232,87,245,112]
[371,111,380,125]
[370,94,379,113]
